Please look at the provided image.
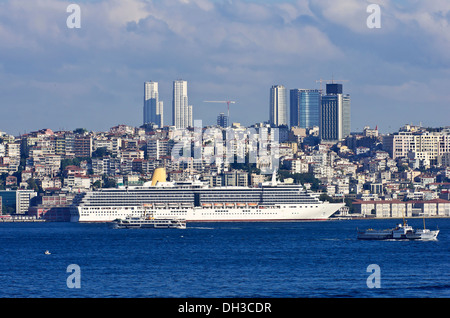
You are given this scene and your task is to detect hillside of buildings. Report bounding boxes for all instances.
[0,123,449,221]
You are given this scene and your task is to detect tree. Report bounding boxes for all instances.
[278,170,320,191]
[73,128,87,135]
[27,178,42,193]
[92,180,102,189]
[103,178,116,188]
[92,147,110,158]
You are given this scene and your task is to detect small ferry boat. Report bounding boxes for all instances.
[357,220,439,241]
[111,215,186,229]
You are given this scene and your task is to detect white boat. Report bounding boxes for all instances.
[405,228,440,240]
[70,168,344,223]
[358,219,439,241]
[111,215,186,229]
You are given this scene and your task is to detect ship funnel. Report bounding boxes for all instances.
[151,167,167,186]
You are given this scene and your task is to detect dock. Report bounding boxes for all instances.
[0,217,46,223]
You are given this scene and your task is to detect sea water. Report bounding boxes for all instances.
[0,219,448,298]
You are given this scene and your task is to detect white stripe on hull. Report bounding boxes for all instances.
[71,203,344,223]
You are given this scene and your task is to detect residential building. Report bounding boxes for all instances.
[147,139,169,160]
[383,126,450,164]
[74,135,92,158]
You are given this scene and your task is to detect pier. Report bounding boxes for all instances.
[0,217,46,223]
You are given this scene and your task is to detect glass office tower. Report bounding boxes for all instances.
[290,89,321,128]
[144,81,163,127]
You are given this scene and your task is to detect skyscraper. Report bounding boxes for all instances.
[320,83,351,141]
[143,81,163,127]
[290,89,321,128]
[269,85,287,126]
[172,80,192,129]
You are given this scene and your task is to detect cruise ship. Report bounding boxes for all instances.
[70,168,345,223]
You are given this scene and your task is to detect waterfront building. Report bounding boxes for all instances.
[290,89,321,128]
[143,81,164,128]
[320,84,351,142]
[353,198,450,218]
[0,190,37,214]
[270,85,287,126]
[172,80,192,129]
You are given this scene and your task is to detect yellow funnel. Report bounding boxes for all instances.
[151,167,166,186]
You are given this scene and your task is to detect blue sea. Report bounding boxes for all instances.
[0,219,449,298]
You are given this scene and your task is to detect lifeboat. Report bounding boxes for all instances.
[214,203,223,207]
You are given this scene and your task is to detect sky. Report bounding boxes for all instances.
[0,0,449,136]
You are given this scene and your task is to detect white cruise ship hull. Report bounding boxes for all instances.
[71,203,344,223]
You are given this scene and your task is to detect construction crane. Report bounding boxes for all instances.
[315,78,349,94]
[204,100,236,121]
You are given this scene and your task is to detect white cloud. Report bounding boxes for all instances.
[0,0,449,134]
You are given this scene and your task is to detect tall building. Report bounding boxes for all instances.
[143,81,163,128]
[172,80,192,129]
[290,89,321,128]
[269,85,287,126]
[320,84,351,142]
[217,112,228,128]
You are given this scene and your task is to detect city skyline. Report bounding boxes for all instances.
[0,1,449,136]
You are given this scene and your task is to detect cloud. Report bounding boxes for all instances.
[0,0,449,134]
